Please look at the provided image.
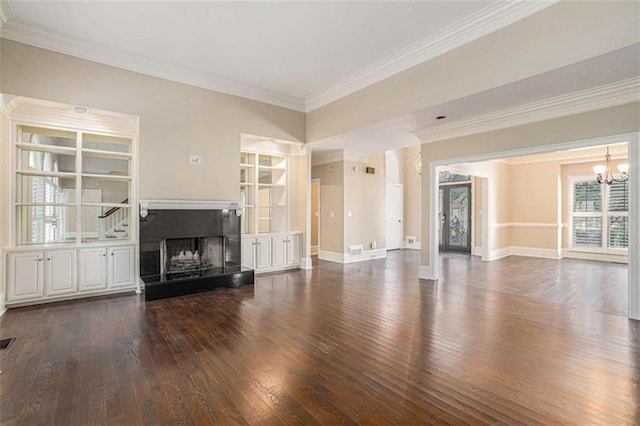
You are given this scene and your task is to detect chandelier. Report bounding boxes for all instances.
[593,146,628,185]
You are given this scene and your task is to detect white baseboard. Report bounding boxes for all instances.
[0,292,5,317]
[562,249,628,264]
[254,264,301,275]
[318,248,387,264]
[510,246,562,260]
[404,241,421,250]
[300,257,313,270]
[418,265,436,280]
[486,246,625,263]
[318,250,345,263]
[489,247,511,261]
[345,248,386,263]
[311,245,318,255]
[473,246,482,256]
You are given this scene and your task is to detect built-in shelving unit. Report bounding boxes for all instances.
[2,96,140,307]
[240,151,288,234]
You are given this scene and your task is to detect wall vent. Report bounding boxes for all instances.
[348,245,364,256]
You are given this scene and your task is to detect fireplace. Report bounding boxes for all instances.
[161,236,225,279]
[139,200,254,300]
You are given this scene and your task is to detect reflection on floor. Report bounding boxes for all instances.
[0,250,636,424]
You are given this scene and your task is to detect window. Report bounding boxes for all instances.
[570,177,628,252]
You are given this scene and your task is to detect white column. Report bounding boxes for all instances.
[628,134,639,320]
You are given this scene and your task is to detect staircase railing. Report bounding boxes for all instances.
[98,199,128,239]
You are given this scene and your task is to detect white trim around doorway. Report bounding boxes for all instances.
[426,132,639,320]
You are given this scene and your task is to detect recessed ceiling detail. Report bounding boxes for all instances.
[415,77,640,143]
[0,0,557,112]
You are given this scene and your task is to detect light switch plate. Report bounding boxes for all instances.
[189,155,202,164]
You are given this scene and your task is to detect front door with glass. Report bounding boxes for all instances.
[439,183,472,253]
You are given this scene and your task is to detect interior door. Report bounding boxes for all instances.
[386,184,403,250]
[439,183,472,253]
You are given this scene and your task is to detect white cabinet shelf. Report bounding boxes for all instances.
[241,232,301,273]
[241,150,289,235]
[6,243,136,306]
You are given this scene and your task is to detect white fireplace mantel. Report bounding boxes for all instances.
[139,200,243,217]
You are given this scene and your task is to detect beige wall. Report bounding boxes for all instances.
[307,1,640,142]
[508,161,560,249]
[344,154,386,252]
[289,153,308,234]
[0,40,306,202]
[311,161,344,253]
[385,146,422,245]
[420,102,640,266]
[403,145,421,243]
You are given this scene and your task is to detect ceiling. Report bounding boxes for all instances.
[309,43,640,154]
[1,1,638,157]
[0,0,555,112]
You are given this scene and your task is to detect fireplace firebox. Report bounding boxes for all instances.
[139,201,254,300]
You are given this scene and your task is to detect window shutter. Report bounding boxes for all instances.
[572,217,602,247]
[608,181,628,212]
[573,181,601,212]
[608,216,628,248]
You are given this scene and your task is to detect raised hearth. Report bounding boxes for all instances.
[139,200,254,300]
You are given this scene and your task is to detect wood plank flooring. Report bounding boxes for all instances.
[1,251,638,425]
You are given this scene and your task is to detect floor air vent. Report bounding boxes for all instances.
[0,338,15,350]
[348,245,364,257]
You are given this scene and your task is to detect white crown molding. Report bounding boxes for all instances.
[311,149,370,167]
[0,18,307,112]
[415,77,640,143]
[1,1,557,113]
[305,0,560,112]
[0,0,14,26]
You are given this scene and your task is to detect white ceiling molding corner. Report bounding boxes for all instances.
[304,0,560,112]
[0,0,14,25]
[311,148,370,166]
[0,18,307,112]
[311,149,344,167]
[414,77,640,144]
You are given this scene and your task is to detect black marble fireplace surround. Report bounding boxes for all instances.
[140,206,254,300]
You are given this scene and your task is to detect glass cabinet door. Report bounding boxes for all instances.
[241,151,287,234]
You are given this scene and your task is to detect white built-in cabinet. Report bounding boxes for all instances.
[272,234,301,268]
[240,140,306,274]
[7,244,135,305]
[78,247,108,291]
[242,233,301,273]
[3,97,139,307]
[8,249,79,302]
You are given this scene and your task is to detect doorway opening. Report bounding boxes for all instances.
[439,183,472,253]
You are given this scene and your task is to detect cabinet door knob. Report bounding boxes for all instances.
[111,253,114,256]
[102,253,106,257]
[46,257,51,261]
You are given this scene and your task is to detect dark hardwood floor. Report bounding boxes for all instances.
[1,251,638,425]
